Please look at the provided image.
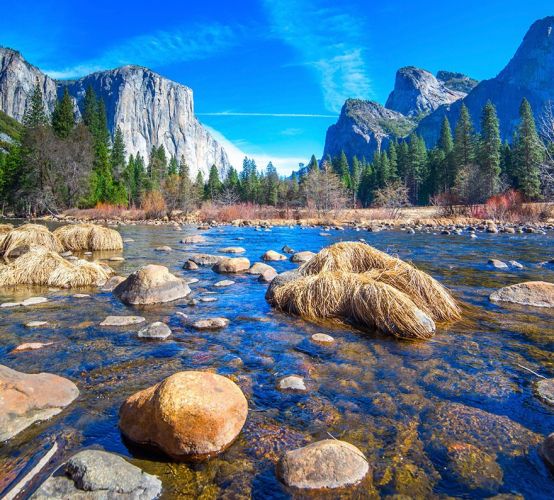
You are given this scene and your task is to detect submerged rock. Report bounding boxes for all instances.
[0,364,79,441]
[181,234,207,244]
[218,246,246,254]
[192,317,229,330]
[535,378,554,406]
[490,281,554,308]
[186,253,222,266]
[154,245,172,252]
[282,245,295,254]
[212,257,250,273]
[12,342,54,353]
[25,320,48,328]
[100,315,145,326]
[214,279,235,287]
[278,439,369,490]
[488,259,508,269]
[31,449,162,499]
[138,322,172,339]
[114,264,190,305]
[278,376,307,392]
[119,371,248,460]
[311,333,335,344]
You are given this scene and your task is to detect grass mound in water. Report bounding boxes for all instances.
[268,241,460,340]
[53,223,123,251]
[0,245,112,288]
[0,224,63,259]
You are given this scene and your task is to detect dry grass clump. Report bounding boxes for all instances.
[53,223,123,251]
[0,246,112,288]
[0,224,13,234]
[0,224,63,259]
[271,271,435,340]
[299,241,460,322]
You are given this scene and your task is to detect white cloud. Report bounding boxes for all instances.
[43,23,240,79]
[263,0,372,112]
[204,126,307,176]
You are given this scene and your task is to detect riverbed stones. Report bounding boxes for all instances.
[154,245,172,252]
[214,279,235,287]
[509,260,524,269]
[488,259,508,269]
[247,262,276,275]
[114,264,190,304]
[183,259,199,270]
[278,439,369,490]
[181,235,207,244]
[259,268,278,283]
[290,251,316,263]
[218,246,246,254]
[100,315,145,326]
[31,449,162,500]
[12,342,54,353]
[311,333,335,344]
[187,254,222,266]
[138,322,172,339]
[0,364,79,441]
[278,376,307,392]
[490,281,554,308]
[101,275,126,291]
[535,378,554,406]
[541,433,554,469]
[119,371,248,460]
[25,320,48,328]
[213,257,250,273]
[262,250,287,261]
[192,317,229,330]
[282,245,295,254]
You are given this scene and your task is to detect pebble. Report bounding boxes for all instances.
[278,375,307,391]
[154,246,172,252]
[25,321,48,328]
[311,333,335,344]
[109,256,125,262]
[73,294,90,298]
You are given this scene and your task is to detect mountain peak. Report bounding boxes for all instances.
[385,66,465,117]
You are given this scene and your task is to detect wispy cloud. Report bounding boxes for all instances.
[197,112,335,118]
[44,23,240,79]
[205,126,307,175]
[263,0,372,113]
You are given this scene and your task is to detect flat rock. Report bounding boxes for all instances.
[0,364,79,441]
[212,257,250,273]
[1,302,22,308]
[262,250,287,261]
[509,260,523,269]
[154,246,172,252]
[187,253,222,266]
[278,375,307,391]
[490,281,554,308]
[119,371,248,460]
[278,439,369,490]
[22,296,48,306]
[31,449,162,500]
[114,264,190,305]
[488,259,508,269]
[192,317,229,330]
[247,262,276,275]
[218,246,246,254]
[290,251,316,263]
[73,293,90,298]
[12,342,54,353]
[25,321,48,328]
[535,378,554,406]
[311,333,335,344]
[181,235,207,244]
[214,279,235,287]
[100,315,145,326]
[109,256,125,262]
[138,322,172,339]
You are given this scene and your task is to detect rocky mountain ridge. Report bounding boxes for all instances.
[0,47,230,174]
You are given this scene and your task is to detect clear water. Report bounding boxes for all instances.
[1,223,553,498]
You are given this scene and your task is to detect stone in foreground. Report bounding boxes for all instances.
[259,269,278,283]
[114,264,190,305]
[535,378,554,406]
[0,364,79,441]
[138,322,172,339]
[212,257,250,273]
[490,281,554,308]
[278,439,369,490]
[119,371,248,460]
[100,315,145,326]
[192,317,229,330]
[31,449,162,500]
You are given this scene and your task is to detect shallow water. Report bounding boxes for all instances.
[1,223,553,498]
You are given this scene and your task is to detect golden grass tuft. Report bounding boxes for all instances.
[299,241,460,322]
[0,224,14,234]
[0,224,63,259]
[0,246,112,288]
[271,271,435,340]
[53,223,123,251]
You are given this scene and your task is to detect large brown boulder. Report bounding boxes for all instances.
[119,371,248,460]
[212,257,250,273]
[0,364,79,441]
[490,281,554,308]
[278,439,369,490]
[114,264,190,305]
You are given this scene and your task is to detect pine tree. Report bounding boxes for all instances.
[406,134,427,204]
[206,164,222,200]
[168,156,179,176]
[23,79,47,128]
[387,142,399,181]
[264,162,279,206]
[194,171,205,201]
[453,104,475,183]
[307,154,319,171]
[478,101,501,199]
[350,156,362,205]
[52,87,75,138]
[438,116,455,190]
[83,85,98,131]
[514,98,542,199]
[333,151,351,188]
[110,127,126,180]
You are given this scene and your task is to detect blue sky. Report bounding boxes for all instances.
[1,0,553,173]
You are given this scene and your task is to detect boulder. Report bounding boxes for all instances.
[535,378,554,406]
[100,315,145,326]
[259,269,278,283]
[101,275,126,292]
[212,257,250,273]
[138,322,172,339]
[0,364,79,441]
[187,253,223,266]
[31,449,162,499]
[490,281,554,308]
[119,371,248,460]
[114,264,190,305]
[278,439,369,490]
[218,247,246,254]
[262,250,287,261]
[265,270,301,304]
[247,262,276,275]
[290,251,316,263]
[542,433,554,469]
[183,260,199,270]
[192,317,229,330]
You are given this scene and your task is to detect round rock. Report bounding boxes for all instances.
[278,439,369,490]
[119,371,248,460]
[212,257,250,273]
[311,333,335,344]
[262,250,287,261]
[138,322,172,339]
[247,262,276,275]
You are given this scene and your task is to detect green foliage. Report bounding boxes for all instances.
[23,79,47,128]
[478,101,501,200]
[205,164,222,200]
[0,110,23,144]
[52,87,75,138]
